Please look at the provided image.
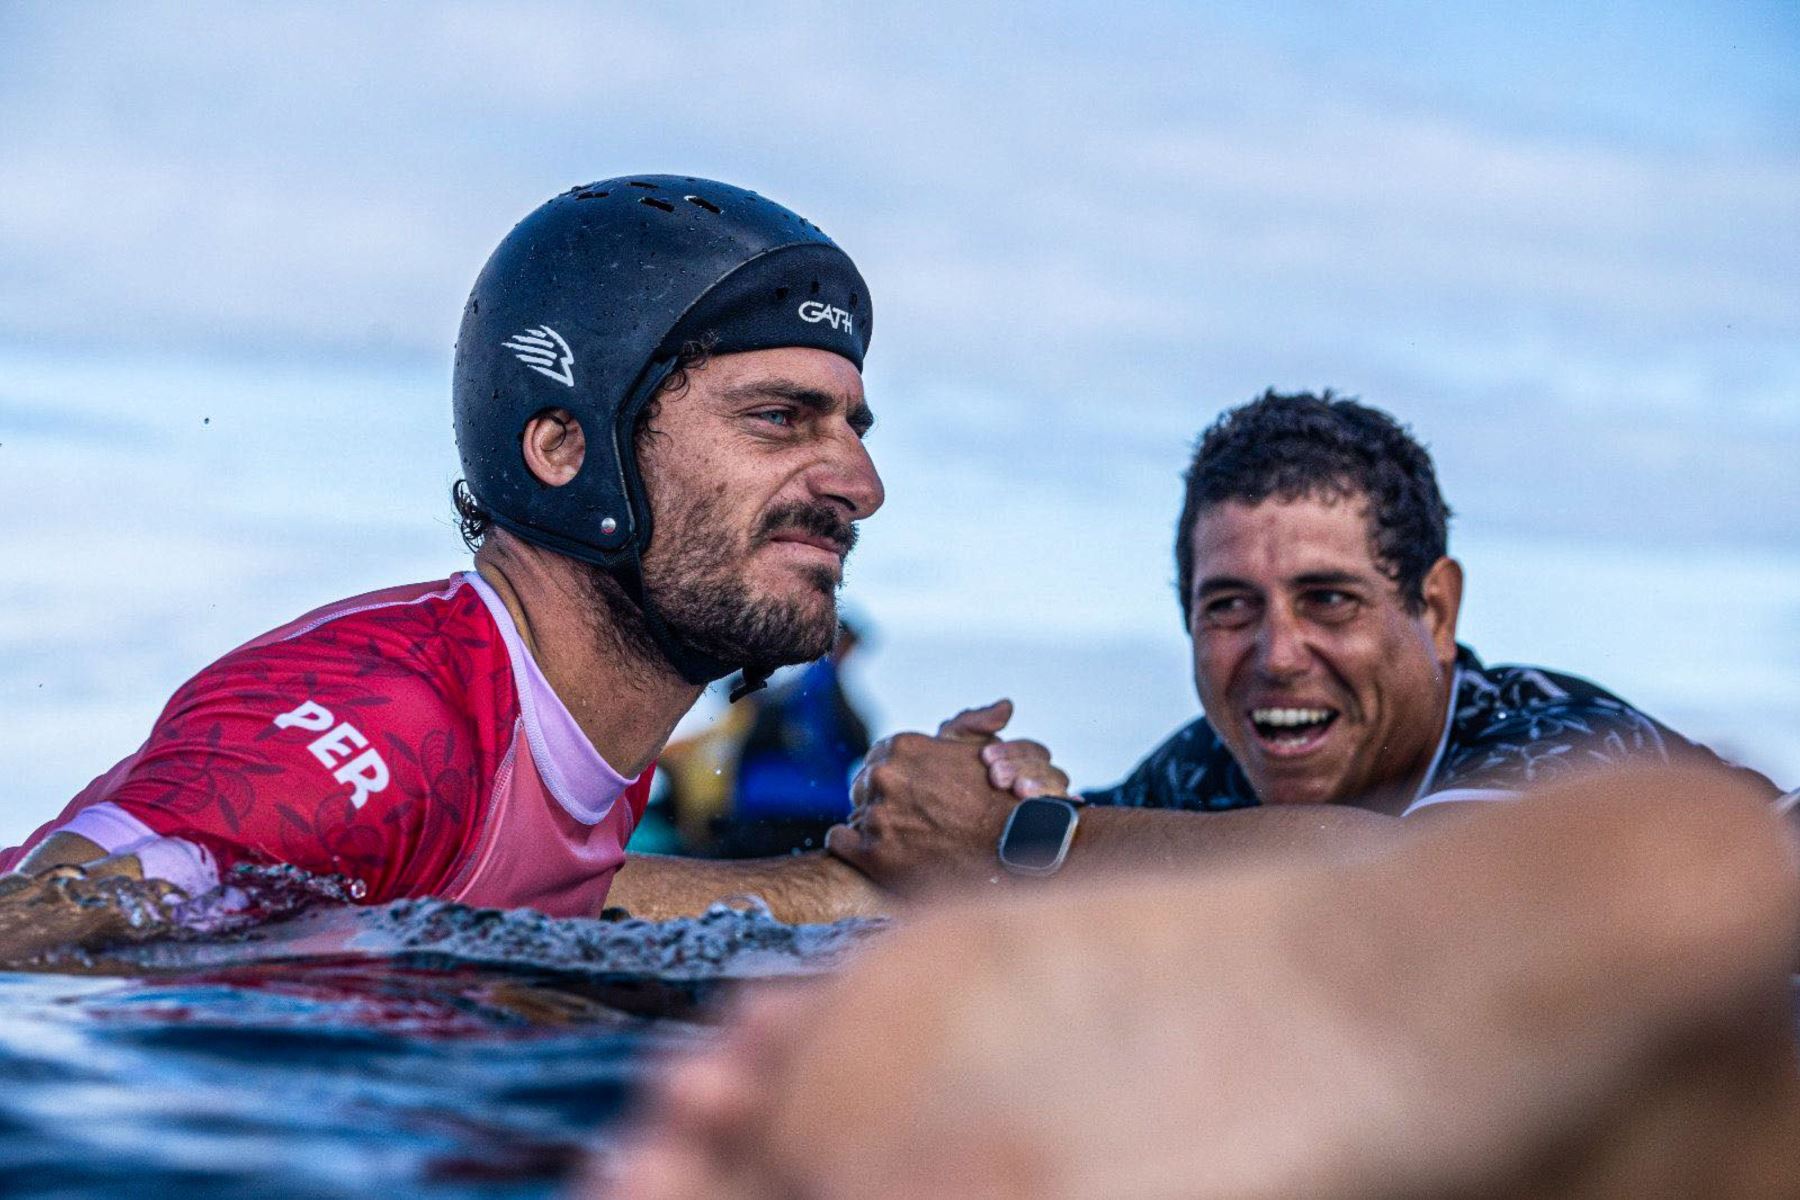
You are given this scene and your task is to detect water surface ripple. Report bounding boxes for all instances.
[2,892,885,1199]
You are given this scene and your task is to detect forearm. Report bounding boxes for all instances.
[0,873,140,963]
[11,831,109,877]
[0,835,156,963]
[608,851,889,924]
[1060,804,1401,879]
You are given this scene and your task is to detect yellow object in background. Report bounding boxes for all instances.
[656,702,757,855]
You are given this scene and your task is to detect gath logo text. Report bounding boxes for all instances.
[797,300,853,335]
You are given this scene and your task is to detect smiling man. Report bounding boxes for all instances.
[0,176,887,954]
[833,392,1779,889]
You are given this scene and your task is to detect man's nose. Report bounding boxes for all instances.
[811,429,885,521]
[1254,604,1310,680]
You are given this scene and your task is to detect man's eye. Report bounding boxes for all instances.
[751,409,794,427]
[1201,596,1256,626]
[1304,590,1358,618]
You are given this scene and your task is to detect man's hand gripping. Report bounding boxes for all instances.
[826,699,1072,894]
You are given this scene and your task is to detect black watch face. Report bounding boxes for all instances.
[1000,798,1076,872]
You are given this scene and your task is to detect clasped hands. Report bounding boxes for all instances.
[826,699,1071,893]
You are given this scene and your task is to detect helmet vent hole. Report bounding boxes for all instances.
[628,180,659,189]
[848,292,859,309]
[775,286,790,301]
[639,197,675,213]
[684,194,722,214]
[576,189,610,200]
[809,280,821,295]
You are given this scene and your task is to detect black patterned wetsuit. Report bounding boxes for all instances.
[1085,645,1779,815]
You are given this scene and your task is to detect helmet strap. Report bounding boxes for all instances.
[608,358,770,700]
[729,668,772,703]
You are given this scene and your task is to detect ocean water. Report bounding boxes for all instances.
[11,872,1800,1200]
[0,881,883,1199]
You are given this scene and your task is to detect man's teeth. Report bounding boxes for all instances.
[1251,707,1333,727]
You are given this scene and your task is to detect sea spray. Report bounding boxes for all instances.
[21,860,887,983]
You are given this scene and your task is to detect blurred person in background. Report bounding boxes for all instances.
[645,620,871,860]
[719,619,872,858]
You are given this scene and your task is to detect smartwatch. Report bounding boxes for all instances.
[997,796,1083,876]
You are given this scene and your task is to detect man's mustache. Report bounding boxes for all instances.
[755,502,858,557]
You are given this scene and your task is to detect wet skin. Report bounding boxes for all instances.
[607,767,1800,1199]
[636,347,883,642]
[508,344,885,773]
[544,347,889,923]
[1188,493,1462,808]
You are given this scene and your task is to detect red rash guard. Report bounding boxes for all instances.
[1,574,651,918]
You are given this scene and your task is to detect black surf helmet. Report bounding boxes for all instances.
[454,175,872,688]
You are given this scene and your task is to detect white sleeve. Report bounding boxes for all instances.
[1400,787,1520,818]
[53,802,220,897]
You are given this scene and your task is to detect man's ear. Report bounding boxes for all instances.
[1420,557,1464,668]
[521,409,586,487]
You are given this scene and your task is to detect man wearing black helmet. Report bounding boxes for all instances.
[0,177,887,953]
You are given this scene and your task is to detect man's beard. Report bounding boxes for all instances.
[583,493,856,679]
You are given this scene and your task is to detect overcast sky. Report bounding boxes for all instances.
[1,2,1796,839]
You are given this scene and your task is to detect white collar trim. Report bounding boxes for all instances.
[462,571,631,825]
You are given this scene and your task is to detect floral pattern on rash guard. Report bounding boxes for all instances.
[100,580,508,898]
[1,575,654,914]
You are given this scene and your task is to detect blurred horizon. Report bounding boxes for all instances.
[2,1,1796,842]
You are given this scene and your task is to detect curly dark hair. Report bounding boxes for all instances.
[1174,390,1451,625]
[452,338,716,552]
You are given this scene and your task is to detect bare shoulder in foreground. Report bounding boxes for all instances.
[596,763,1800,1199]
